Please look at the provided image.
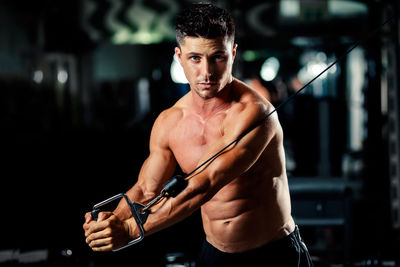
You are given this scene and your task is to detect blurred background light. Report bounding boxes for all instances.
[260,57,280,82]
[329,0,368,17]
[112,29,164,45]
[298,51,330,83]
[170,54,188,84]
[33,70,43,84]
[279,0,368,20]
[280,0,300,18]
[57,69,68,84]
[243,50,258,62]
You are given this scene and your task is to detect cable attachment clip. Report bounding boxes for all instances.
[141,174,188,213]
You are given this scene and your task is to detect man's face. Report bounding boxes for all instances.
[175,36,237,99]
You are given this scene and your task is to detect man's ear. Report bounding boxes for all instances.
[175,47,182,63]
[232,43,238,59]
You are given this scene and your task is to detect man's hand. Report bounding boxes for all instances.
[83,212,132,252]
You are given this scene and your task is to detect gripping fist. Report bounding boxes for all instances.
[83,212,131,252]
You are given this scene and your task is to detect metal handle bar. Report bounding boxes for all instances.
[91,193,149,252]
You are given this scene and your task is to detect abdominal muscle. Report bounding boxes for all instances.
[200,171,295,253]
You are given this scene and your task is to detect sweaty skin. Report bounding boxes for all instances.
[84,36,295,253]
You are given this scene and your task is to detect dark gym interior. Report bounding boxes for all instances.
[0,0,399,266]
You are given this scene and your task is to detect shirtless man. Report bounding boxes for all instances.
[83,4,313,266]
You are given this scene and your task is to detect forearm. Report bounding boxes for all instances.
[131,176,209,238]
[113,152,176,220]
[113,183,157,221]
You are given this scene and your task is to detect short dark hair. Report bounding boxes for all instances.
[175,3,235,45]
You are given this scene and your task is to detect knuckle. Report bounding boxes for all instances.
[105,229,112,237]
[85,228,91,237]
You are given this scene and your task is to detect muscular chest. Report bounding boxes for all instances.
[170,113,226,173]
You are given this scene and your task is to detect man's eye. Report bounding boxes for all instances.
[214,55,226,61]
[191,56,200,61]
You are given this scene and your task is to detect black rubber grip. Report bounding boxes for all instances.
[163,175,188,197]
[91,209,99,221]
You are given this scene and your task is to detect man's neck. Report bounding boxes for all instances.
[190,79,234,118]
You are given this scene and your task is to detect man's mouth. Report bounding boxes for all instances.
[199,82,217,88]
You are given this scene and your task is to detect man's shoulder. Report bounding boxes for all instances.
[230,78,281,134]
[150,101,186,147]
[154,96,188,130]
[231,78,273,117]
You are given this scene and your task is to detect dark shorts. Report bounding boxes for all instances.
[196,226,314,267]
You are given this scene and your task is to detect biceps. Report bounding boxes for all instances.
[137,149,177,193]
[225,110,280,170]
[205,121,271,188]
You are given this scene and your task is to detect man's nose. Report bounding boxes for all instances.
[201,59,214,79]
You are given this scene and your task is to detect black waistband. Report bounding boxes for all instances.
[202,225,300,256]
